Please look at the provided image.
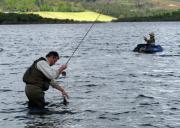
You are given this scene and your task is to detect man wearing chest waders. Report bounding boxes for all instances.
[23,51,69,108]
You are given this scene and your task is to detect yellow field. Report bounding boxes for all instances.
[29,11,117,22]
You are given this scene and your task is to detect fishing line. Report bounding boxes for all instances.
[66,0,112,65]
[63,0,112,105]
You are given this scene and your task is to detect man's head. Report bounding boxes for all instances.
[46,51,60,66]
[149,32,155,37]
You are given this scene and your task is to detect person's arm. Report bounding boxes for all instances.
[37,60,60,79]
[144,36,148,42]
[50,80,69,99]
[144,37,152,44]
[59,64,67,74]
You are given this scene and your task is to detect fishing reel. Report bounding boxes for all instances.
[62,71,66,76]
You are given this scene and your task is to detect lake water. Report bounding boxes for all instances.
[0,22,180,128]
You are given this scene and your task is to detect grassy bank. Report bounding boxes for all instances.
[1,9,180,24]
[0,11,117,24]
[27,11,117,22]
[0,0,180,19]
[0,12,78,24]
[116,9,180,22]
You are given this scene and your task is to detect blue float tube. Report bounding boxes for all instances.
[133,44,163,53]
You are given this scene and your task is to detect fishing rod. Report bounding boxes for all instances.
[62,0,112,105]
[65,0,112,65]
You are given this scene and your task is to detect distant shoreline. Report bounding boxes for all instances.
[116,9,180,22]
[115,17,180,22]
[0,11,180,24]
[0,12,93,24]
[0,11,115,24]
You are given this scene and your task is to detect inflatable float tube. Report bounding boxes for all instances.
[133,44,163,53]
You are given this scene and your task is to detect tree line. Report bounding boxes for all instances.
[0,12,81,24]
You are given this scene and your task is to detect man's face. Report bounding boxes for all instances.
[150,35,154,38]
[50,56,59,66]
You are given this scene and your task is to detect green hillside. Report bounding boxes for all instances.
[0,0,180,23]
[82,0,180,18]
[0,0,180,15]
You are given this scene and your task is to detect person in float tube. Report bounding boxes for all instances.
[23,51,69,109]
[144,32,155,48]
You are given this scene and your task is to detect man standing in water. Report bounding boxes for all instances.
[23,51,69,108]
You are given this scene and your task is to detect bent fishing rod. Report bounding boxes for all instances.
[65,15,101,65]
[65,0,111,65]
[62,0,111,105]
[62,12,103,105]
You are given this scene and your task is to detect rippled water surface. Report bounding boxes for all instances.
[0,22,180,128]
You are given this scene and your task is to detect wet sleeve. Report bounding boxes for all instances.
[50,79,60,89]
[36,60,60,80]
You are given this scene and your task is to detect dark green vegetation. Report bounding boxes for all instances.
[0,0,85,12]
[0,12,79,24]
[0,0,180,23]
[115,9,180,22]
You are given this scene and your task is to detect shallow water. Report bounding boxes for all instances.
[0,22,180,128]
